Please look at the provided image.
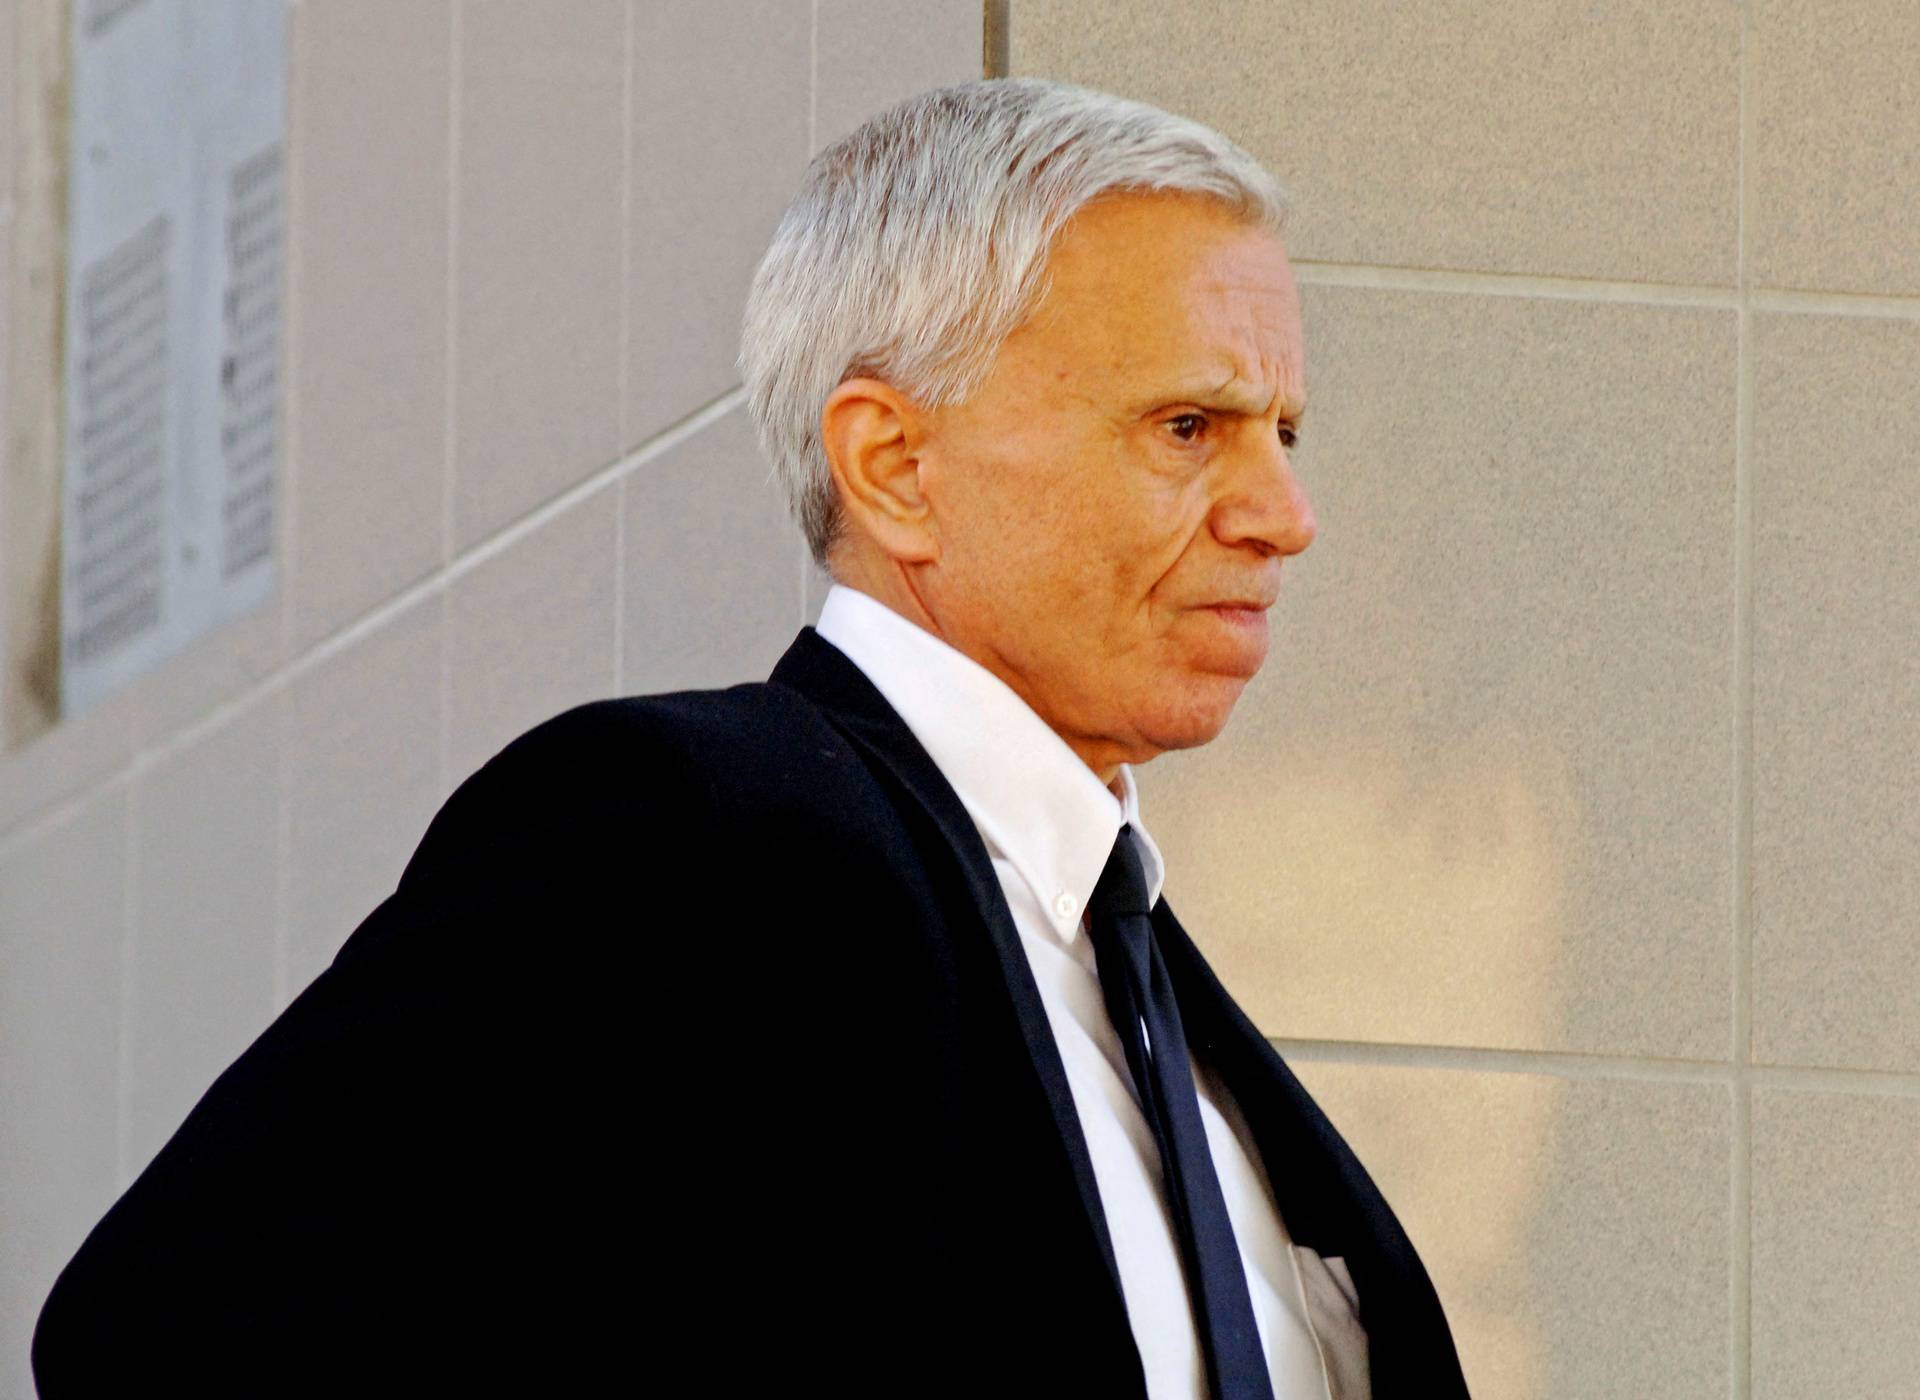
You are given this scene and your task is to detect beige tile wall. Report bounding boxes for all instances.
[1751,1089,1920,1396]
[9,2,1918,1395]
[1007,0,1920,1395]
[1295,1059,1733,1399]
[289,0,451,653]
[1750,312,1920,1077]
[453,0,627,552]
[0,794,125,1400]
[0,5,982,1397]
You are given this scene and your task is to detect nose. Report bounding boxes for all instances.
[1209,426,1317,559]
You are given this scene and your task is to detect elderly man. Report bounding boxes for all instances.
[33,79,1466,1399]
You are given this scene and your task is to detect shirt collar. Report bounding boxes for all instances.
[814,583,1167,941]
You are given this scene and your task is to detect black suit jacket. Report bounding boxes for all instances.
[33,626,1469,1397]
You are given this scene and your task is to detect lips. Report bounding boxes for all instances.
[1190,601,1272,676]
[1201,604,1268,625]
[1196,584,1279,612]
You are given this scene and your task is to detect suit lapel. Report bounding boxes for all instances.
[767,627,1133,1320]
[1152,898,1472,1398]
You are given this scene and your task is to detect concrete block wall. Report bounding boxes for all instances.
[1009,1,1920,1396]
[0,3,982,1395]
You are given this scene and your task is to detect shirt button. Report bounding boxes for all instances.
[1053,891,1078,921]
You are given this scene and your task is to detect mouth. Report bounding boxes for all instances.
[1199,602,1272,626]
[1191,604,1272,678]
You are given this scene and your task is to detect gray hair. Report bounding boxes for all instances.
[738,77,1292,572]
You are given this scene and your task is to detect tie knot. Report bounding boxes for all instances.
[1089,825,1154,921]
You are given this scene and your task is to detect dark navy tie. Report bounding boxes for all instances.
[1085,825,1275,1400]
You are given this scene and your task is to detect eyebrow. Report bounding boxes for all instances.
[1149,375,1307,425]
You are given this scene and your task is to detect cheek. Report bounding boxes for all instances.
[962,442,1202,642]
[1122,481,1215,614]
[954,497,1090,638]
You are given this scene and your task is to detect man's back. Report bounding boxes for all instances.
[31,657,1144,1396]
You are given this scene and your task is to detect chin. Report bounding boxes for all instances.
[1141,678,1247,754]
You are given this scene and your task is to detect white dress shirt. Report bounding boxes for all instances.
[814,583,1339,1400]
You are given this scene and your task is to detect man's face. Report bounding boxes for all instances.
[915,191,1316,778]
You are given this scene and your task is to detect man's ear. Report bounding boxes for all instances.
[820,377,940,566]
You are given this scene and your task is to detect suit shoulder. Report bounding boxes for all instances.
[489,683,810,763]
[480,682,848,796]
[400,683,854,888]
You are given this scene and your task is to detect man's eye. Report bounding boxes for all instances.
[1167,413,1206,441]
[1279,425,1299,450]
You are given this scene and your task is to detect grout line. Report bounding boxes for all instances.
[1731,2,1757,1394]
[442,1,463,575]
[1266,1037,1737,1083]
[983,0,1010,77]
[613,476,627,693]
[273,0,306,1012]
[434,590,451,798]
[1747,1063,1920,1098]
[1748,286,1920,320]
[438,1,464,805]
[800,511,812,630]
[273,687,290,1010]
[0,386,750,862]
[613,0,634,694]
[618,0,634,452]
[114,776,138,1191]
[1295,260,1920,320]
[1291,260,1741,308]
[1266,1036,1920,1099]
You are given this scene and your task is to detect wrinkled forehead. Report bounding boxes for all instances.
[1019,193,1305,409]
